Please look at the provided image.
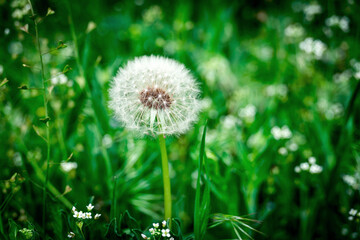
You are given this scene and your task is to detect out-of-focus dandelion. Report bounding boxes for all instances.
[109,55,201,136]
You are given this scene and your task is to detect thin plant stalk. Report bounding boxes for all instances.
[27,1,51,238]
[158,134,172,226]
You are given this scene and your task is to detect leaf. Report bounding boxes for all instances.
[194,123,211,240]
[62,65,72,73]
[57,40,67,50]
[0,78,8,87]
[18,85,28,90]
[39,117,50,124]
[32,125,47,143]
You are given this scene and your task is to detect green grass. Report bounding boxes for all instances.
[1,0,360,239]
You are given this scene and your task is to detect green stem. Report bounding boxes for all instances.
[158,134,172,226]
[27,1,51,238]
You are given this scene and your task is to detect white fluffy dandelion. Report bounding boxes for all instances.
[109,55,201,136]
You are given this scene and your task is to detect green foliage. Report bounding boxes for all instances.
[1,0,360,239]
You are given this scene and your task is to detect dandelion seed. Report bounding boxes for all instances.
[108,56,201,136]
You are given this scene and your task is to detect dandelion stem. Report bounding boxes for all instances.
[158,134,172,226]
[27,0,51,238]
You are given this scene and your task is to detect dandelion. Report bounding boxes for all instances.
[109,56,201,225]
[109,55,201,136]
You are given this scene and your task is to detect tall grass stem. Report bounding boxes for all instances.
[27,1,51,238]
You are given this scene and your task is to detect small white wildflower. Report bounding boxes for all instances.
[271,126,292,140]
[73,211,79,218]
[60,162,78,172]
[85,212,92,219]
[300,162,309,171]
[153,223,159,228]
[284,23,304,39]
[288,142,299,152]
[349,208,357,216]
[86,203,94,211]
[67,232,75,238]
[278,147,288,156]
[303,3,322,21]
[170,238,174,240]
[141,233,148,239]
[161,229,171,237]
[308,157,316,164]
[149,228,155,235]
[109,56,201,136]
[94,213,101,219]
[78,211,85,219]
[295,166,301,173]
[355,72,360,80]
[299,38,326,59]
[309,164,323,174]
[4,28,10,35]
[72,206,76,212]
[162,220,167,227]
[239,104,256,120]
[348,216,354,221]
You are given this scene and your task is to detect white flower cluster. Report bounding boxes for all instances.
[271,126,292,140]
[11,0,30,20]
[325,16,350,32]
[295,157,323,174]
[343,174,360,190]
[197,55,236,90]
[238,104,256,123]
[348,208,360,221]
[350,59,360,80]
[51,69,72,86]
[141,221,174,240]
[303,3,322,21]
[60,162,78,172]
[109,56,201,136]
[299,38,327,59]
[265,84,288,98]
[284,23,305,39]
[72,204,101,220]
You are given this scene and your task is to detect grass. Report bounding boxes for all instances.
[1,0,360,239]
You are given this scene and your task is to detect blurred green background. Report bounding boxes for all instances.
[1,0,360,239]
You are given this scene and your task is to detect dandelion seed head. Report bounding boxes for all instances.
[109,55,201,136]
